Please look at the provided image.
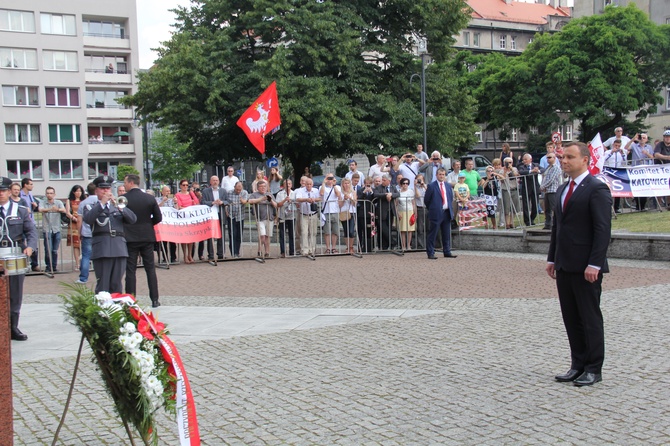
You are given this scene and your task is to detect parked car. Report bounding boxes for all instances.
[311,174,342,188]
[460,154,493,177]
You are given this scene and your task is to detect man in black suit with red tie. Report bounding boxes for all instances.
[424,167,456,259]
[546,141,612,387]
[123,174,163,307]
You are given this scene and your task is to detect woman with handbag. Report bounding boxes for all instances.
[175,179,200,263]
[338,178,357,254]
[397,178,416,251]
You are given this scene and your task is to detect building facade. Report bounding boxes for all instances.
[0,0,142,197]
[452,0,573,154]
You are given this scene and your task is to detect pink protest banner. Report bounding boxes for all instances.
[155,205,222,243]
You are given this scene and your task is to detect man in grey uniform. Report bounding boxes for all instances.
[0,176,38,340]
[83,176,137,294]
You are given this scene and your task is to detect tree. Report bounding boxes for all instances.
[149,128,202,185]
[461,4,670,142]
[116,165,140,181]
[123,0,476,183]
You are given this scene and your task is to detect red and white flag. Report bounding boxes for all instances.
[154,205,222,243]
[236,81,281,154]
[588,133,605,175]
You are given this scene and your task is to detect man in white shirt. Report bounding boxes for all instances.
[294,178,321,258]
[344,160,365,183]
[220,166,240,192]
[603,127,630,154]
[397,153,421,188]
[602,139,626,213]
[38,186,65,273]
[368,154,388,179]
[319,174,342,253]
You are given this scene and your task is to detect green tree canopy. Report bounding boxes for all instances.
[124,0,477,180]
[149,128,202,185]
[460,4,670,141]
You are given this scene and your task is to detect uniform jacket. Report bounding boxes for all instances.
[83,201,137,259]
[1,201,37,251]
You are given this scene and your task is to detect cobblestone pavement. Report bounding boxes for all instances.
[12,251,670,445]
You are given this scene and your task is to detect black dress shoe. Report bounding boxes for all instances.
[152,301,161,308]
[555,369,583,382]
[444,254,458,258]
[427,255,438,260]
[573,372,602,387]
[11,329,28,341]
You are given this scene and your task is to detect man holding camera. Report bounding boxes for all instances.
[397,153,422,188]
[295,178,320,258]
[419,151,448,183]
[319,174,342,253]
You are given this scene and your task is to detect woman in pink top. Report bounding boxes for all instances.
[175,179,200,263]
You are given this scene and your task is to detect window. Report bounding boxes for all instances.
[5,124,40,143]
[88,161,117,179]
[43,50,78,71]
[85,90,128,108]
[0,9,35,32]
[49,159,83,180]
[45,87,79,107]
[2,85,38,106]
[84,54,128,74]
[473,33,480,47]
[49,124,81,143]
[530,126,538,135]
[511,36,517,50]
[558,125,573,141]
[7,160,43,180]
[475,128,483,143]
[0,47,37,69]
[82,19,125,39]
[666,87,670,110]
[40,13,76,35]
[463,32,470,46]
[511,128,518,142]
[500,35,506,50]
[88,125,130,143]
[529,37,533,45]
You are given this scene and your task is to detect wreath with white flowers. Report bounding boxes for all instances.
[61,285,179,445]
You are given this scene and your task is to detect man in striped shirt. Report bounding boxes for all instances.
[540,152,562,230]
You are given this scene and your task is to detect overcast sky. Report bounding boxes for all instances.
[137,0,191,69]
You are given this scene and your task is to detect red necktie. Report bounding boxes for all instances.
[439,182,446,205]
[563,180,575,210]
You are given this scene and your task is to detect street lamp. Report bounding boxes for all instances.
[132,112,150,189]
[410,38,429,153]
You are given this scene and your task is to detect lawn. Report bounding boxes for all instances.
[611,209,670,233]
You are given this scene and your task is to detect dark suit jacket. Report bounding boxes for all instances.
[124,187,162,243]
[424,181,455,223]
[373,185,399,217]
[517,162,541,195]
[547,174,611,273]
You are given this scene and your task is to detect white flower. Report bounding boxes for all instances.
[120,322,137,334]
[95,291,112,302]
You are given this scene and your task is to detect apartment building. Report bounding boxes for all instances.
[0,0,142,197]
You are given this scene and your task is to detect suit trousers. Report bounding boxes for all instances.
[426,210,452,256]
[126,242,159,303]
[543,192,556,229]
[9,274,24,316]
[93,257,126,294]
[556,270,605,374]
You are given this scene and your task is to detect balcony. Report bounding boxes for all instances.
[85,70,132,85]
[88,139,137,155]
[87,105,133,120]
[83,34,131,50]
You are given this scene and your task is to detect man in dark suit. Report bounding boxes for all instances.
[200,175,225,262]
[373,174,399,250]
[123,174,162,307]
[83,175,137,295]
[0,176,38,340]
[547,141,611,387]
[424,167,457,259]
[517,153,541,226]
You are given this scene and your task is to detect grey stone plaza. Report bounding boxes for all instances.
[11,251,670,445]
